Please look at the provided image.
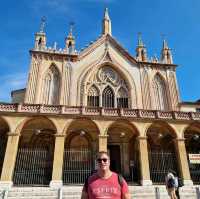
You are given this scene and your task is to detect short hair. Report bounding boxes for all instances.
[96,151,110,159]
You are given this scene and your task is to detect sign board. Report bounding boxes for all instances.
[189,154,200,164]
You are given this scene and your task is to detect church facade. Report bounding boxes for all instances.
[0,9,200,189]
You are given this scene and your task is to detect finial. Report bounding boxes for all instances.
[161,33,168,49]
[138,32,144,47]
[40,16,46,33]
[53,42,57,50]
[69,21,75,37]
[102,8,112,35]
[104,8,110,20]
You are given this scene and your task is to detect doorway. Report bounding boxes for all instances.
[108,145,121,173]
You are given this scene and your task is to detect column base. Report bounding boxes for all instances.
[140,179,152,186]
[0,181,13,189]
[183,179,193,186]
[50,180,63,188]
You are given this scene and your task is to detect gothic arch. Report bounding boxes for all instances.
[152,73,169,110]
[116,87,129,108]
[87,84,100,107]
[102,85,115,108]
[41,64,60,105]
[141,68,151,109]
[77,61,137,108]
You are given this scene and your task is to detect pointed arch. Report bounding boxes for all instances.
[117,87,128,108]
[42,65,60,105]
[152,73,169,110]
[77,59,137,108]
[87,85,100,107]
[102,86,114,108]
[142,69,151,109]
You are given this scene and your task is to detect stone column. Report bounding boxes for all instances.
[174,138,193,185]
[0,133,20,188]
[137,136,152,185]
[98,135,108,152]
[50,134,65,188]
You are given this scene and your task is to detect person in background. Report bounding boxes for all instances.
[81,151,130,199]
[165,171,178,199]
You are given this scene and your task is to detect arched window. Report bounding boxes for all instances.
[42,65,60,105]
[102,86,114,108]
[152,74,169,110]
[117,87,128,108]
[87,85,99,107]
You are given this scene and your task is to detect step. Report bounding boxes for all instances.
[2,185,200,199]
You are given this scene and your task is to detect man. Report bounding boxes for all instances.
[81,151,131,199]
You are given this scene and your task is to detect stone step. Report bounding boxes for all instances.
[179,186,198,199]
[7,187,58,199]
[2,185,199,199]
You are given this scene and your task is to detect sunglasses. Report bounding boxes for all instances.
[97,158,108,163]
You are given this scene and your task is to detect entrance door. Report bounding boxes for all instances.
[108,145,121,173]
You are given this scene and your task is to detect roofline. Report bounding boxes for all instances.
[11,88,26,97]
[179,102,200,106]
[138,61,178,67]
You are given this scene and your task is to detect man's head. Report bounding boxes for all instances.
[96,151,110,172]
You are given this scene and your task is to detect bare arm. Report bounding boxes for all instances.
[123,192,131,199]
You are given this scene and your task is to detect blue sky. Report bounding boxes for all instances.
[0,0,199,102]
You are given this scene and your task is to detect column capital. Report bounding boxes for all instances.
[54,134,65,138]
[175,138,185,142]
[98,134,109,138]
[137,136,148,140]
[7,132,20,136]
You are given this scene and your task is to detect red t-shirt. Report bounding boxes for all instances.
[85,172,129,199]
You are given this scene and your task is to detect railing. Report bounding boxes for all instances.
[149,151,179,183]
[13,148,53,186]
[188,155,200,184]
[63,149,94,184]
[0,103,199,121]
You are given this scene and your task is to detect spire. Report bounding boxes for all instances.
[34,17,47,50]
[136,33,147,62]
[39,16,46,33]
[102,8,112,35]
[138,32,144,47]
[160,38,173,64]
[104,8,110,20]
[163,39,169,49]
[65,22,76,54]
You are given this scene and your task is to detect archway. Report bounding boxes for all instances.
[107,120,140,184]
[63,118,99,184]
[184,123,200,184]
[0,118,9,177]
[147,122,179,184]
[13,117,56,186]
